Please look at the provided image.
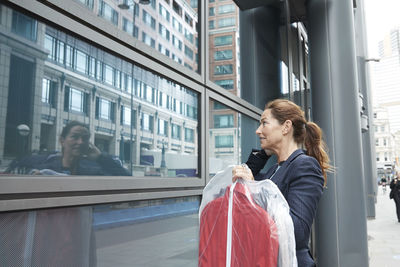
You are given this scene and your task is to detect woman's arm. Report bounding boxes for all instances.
[245,149,270,177]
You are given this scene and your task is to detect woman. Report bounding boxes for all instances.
[390,173,400,222]
[233,99,331,267]
[7,120,130,176]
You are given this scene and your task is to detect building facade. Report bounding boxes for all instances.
[0,0,376,266]
[372,27,400,133]
[373,106,396,179]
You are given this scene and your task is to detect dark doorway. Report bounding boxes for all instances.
[4,55,35,157]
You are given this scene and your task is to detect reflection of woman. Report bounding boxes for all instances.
[8,121,129,176]
[390,173,400,222]
[1,121,129,266]
[233,99,331,267]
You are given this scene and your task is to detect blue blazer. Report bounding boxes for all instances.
[247,149,324,267]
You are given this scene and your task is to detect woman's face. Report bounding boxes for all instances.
[256,109,285,151]
[60,126,90,158]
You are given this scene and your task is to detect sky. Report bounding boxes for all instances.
[364,0,400,57]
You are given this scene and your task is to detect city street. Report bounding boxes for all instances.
[368,185,400,267]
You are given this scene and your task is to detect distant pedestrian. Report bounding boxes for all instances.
[389,172,400,222]
[381,177,387,193]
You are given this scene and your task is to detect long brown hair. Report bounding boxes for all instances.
[266,99,331,184]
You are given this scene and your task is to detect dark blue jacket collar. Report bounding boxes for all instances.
[279,148,305,166]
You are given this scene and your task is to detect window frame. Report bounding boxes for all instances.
[1,0,263,212]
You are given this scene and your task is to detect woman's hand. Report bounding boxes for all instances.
[232,165,254,182]
[87,143,101,161]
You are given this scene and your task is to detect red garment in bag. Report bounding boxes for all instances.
[199,182,279,267]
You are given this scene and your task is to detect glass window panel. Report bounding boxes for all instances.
[42,78,51,104]
[214,114,233,128]
[218,17,235,28]
[209,2,239,95]
[209,7,215,16]
[214,49,232,60]
[56,40,65,64]
[209,99,261,176]
[76,0,94,9]
[171,123,181,139]
[159,23,170,41]
[214,64,233,75]
[218,4,235,14]
[280,61,289,97]
[158,119,168,136]
[44,34,56,60]
[100,98,111,120]
[214,79,233,90]
[0,197,199,266]
[99,1,118,25]
[159,3,170,22]
[185,45,194,60]
[75,50,88,74]
[172,1,182,16]
[184,28,194,43]
[172,17,182,33]
[209,20,215,29]
[143,10,156,30]
[185,128,195,143]
[70,88,84,112]
[0,6,199,178]
[122,106,131,126]
[104,64,114,85]
[12,10,37,41]
[66,45,73,68]
[214,35,232,46]
[82,0,200,73]
[172,35,182,50]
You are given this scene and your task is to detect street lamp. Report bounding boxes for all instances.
[120,128,125,164]
[17,124,30,158]
[160,139,166,168]
[118,0,150,176]
[365,58,380,62]
[118,0,150,10]
[118,0,151,37]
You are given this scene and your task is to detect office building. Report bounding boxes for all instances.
[372,28,400,133]
[373,106,396,178]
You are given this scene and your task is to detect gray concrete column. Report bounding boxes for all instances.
[55,73,66,152]
[0,44,12,164]
[354,0,377,218]
[239,5,281,111]
[134,108,140,165]
[152,112,158,150]
[307,0,369,266]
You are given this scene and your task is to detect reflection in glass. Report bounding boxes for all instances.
[0,196,199,266]
[209,99,240,176]
[209,99,261,176]
[114,0,200,73]
[209,1,240,96]
[0,5,199,178]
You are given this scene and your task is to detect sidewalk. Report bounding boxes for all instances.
[367,185,400,267]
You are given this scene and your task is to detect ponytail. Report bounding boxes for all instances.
[304,122,331,185]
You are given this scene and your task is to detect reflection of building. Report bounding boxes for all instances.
[394,131,400,170]
[372,28,400,133]
[208,1,240,95]
[373,106,396,177]
[113,0,198,71]
[0,7,198,176]
[208,1,241,166]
